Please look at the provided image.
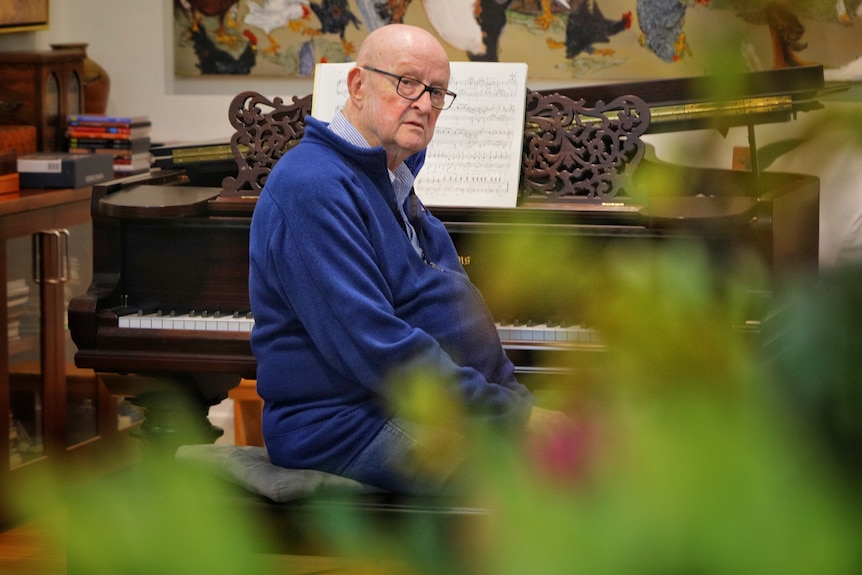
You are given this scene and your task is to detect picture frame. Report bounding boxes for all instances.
[0,0,49,34]
[173,0,862,83]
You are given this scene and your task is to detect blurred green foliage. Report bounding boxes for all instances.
[8,449,281,574]
[308,226,862,574]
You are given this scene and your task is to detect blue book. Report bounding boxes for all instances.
[67,114,151,127]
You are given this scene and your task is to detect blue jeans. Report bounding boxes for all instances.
[339,417,462,495]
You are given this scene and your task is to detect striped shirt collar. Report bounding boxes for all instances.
[328,110,416,206]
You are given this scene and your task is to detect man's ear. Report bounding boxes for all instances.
[346,66,364,107]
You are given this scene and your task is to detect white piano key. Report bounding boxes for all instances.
[118,309,255,332]
[119,310,595,343]
[493,321,603,345]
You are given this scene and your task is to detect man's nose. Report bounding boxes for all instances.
[412,89,435,111]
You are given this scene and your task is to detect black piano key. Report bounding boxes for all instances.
[112,306,141,316]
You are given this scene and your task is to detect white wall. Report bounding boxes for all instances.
[2,0,860,266]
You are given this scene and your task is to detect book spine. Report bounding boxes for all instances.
[113,165,151,173]
[68,147,151,158]
[113,155,152,165]
[67,138,150,150]
[67,125,133,133]
[67,130,147,140]
[68,114,148,125]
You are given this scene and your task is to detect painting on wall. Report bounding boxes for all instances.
[173,0,862,82]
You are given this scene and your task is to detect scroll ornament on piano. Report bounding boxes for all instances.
[521,91,650,201]
[221,91,313,197]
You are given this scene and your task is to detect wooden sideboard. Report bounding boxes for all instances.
[0,49,85,152]
[0,187,137,528]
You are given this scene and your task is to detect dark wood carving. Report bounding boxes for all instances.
[221,91,313,198]
[220,88,650,203]
[521,90,650,202]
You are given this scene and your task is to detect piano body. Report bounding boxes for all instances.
[68,66,824,446]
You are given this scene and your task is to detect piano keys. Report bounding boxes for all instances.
[112,308,599,344]
[117,309,254,332]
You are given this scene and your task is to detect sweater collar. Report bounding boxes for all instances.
[304,115,426,178]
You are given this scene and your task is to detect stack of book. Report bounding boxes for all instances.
[66,114,153,176]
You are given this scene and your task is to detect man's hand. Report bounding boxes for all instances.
[527,405,570,437]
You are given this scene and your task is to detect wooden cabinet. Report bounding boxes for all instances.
[0,187,136,527]
[0,50,85,152]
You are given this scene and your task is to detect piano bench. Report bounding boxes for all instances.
[173,445,485,558]
[66,445,482,573]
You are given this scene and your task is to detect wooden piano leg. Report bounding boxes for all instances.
[98,372,240,455]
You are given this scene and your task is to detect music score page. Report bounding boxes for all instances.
[312,61,527,208]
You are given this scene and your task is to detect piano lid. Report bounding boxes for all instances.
[538,65,828,134]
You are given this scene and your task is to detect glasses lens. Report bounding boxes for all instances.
[427,89,446,109]
[396,77,422,99]
[395,75,454,110]
[439,92,455,110]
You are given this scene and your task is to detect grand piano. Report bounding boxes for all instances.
[68,66,825,447]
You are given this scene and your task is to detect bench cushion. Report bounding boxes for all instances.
[176,444,382,502]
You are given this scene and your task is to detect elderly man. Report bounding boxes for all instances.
[249,23,567,494]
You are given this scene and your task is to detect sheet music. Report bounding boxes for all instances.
[312,61,527,208]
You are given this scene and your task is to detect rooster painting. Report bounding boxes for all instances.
[356,0,510,61]
[309,0,363,46]
[559,0,633,58]
[636,0,712,62]
[192,27,259,74]
[775,0,862,22]
[416,0,632,62]
[243,0,313,55]
[418,0,500,60]
[716,0,862,68]
[353,0,412,31]
[718,0,862,24]
[736,3,815,67]
[176,0,242,46]
[174,0,862,80]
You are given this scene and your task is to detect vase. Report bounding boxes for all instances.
[51,43,111,115]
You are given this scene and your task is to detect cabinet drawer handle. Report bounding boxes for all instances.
[0,100,23,113]
[32,229,71,285]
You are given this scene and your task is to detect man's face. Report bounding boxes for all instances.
[356,53,449,167]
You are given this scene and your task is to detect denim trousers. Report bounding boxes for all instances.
[339,417,463,495]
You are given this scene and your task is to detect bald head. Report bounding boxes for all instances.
[357,24,450,71]
[342,24,452,170]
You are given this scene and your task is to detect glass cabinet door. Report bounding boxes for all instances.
[62,222,98,447]
[6,221,97,468]
[7,234,45,468]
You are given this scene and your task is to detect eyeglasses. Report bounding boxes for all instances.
[361,66,457,111]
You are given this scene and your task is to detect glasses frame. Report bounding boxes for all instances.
[361,66,457,110]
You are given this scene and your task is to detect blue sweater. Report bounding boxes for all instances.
[249,117,534,474]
